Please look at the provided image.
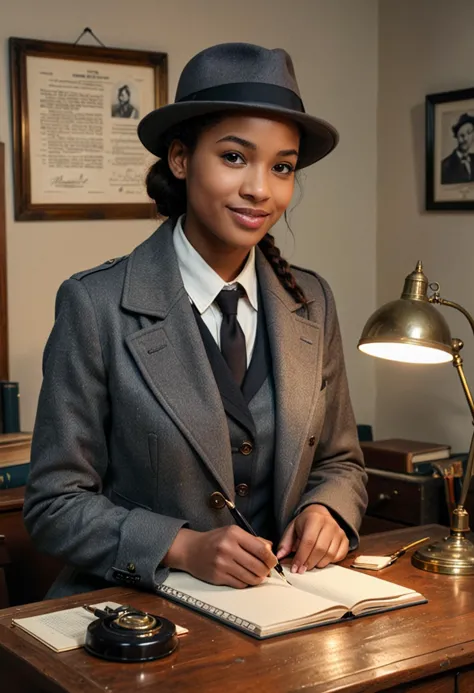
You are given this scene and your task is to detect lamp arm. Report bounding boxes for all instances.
[430,295,474,508]
[431,296,474,340]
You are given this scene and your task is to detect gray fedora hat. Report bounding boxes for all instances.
[138,42,338,169]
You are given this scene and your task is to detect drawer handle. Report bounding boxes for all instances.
[374,492,400,504]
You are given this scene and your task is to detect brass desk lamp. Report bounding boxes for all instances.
[358,262,474,575]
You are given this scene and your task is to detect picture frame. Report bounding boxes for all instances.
[9,37,167,221]
[426,87,474,210]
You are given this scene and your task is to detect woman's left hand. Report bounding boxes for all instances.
[276,504,349,573]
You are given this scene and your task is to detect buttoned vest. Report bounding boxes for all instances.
[192,298,277,542]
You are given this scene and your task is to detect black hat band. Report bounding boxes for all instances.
[177,82,305,114]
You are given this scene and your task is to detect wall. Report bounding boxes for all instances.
[377,0,474,451]
[0,0,378,431]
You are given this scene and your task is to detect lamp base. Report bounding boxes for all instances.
[411,531,474,575]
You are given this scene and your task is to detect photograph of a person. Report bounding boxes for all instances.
[441,112,474,185]
[426,87,474,209]
[111,83,139,119]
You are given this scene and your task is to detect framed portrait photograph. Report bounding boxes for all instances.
[426,87,474,210]
[9,37,167,221]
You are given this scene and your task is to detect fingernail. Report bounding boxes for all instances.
[291,564,298,573]
[276,549,284,559]
[298,565,307,574]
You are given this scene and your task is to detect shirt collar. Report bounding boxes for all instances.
[173,215,258,314]
[457,149,471,163]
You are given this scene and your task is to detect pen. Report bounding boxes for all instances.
[218,493,292,586]
[380,536,431,567]
[387,536,430,561]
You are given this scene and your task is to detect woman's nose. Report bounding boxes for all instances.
[239,166,271,201]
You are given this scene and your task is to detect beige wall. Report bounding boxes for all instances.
[0,0,378,432]
[377,0,474,451]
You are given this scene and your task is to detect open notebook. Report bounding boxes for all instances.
[157,564,426,639]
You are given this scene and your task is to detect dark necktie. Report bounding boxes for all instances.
[215,285,247,386]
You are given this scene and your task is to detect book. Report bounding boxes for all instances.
[360,438,450,473]
[0,461,30,489]
[157,564,426,639]
[0,382,20,433]
[0,432,32,467]
[12,601,188,653]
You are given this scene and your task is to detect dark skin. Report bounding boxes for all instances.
[163,114,349,587]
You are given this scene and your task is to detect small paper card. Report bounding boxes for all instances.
[351,555,393,571]
[12,601,188,652]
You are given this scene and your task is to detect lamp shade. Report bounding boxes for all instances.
[358,299,453,364]
[358,263,453,364]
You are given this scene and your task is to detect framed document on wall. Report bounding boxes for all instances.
[9,37,167,221]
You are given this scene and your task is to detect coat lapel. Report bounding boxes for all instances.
[122,220,235,499]
[256,249,322,532]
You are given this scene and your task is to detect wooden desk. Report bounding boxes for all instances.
[0,525,473,693]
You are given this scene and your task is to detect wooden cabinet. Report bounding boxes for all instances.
[0,486,62,605]
[0,537,9,608]
[361,467,449,535]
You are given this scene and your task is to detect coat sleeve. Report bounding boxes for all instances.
[23,278,187,591]
[294,277,368,549]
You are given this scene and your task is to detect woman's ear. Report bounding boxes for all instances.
[168,140,189,180]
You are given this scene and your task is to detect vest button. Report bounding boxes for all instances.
[240,441,253,455]
[308,436,316,447]
[236,483,250,497]
[127,562,136,573]
[209,491,226,510]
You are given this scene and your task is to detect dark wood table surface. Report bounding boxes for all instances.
[1,524,473,693]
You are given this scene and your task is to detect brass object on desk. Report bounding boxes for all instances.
[358,262,474,575]
[83,604,178,661]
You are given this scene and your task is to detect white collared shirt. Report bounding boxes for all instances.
[173,215,258,364]
[456,148,472,176]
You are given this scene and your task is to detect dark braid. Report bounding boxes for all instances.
[258,233,308,305]
[145,112,308,305]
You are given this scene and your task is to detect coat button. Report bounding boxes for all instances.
[209,491,226,510]
[127,562,136,573]
[240,441,253,455]
[236,483,250,497]
[308,436,316,447]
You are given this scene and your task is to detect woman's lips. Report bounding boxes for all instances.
[227,207,270,230]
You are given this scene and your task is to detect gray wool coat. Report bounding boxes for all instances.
[23,218,368,597]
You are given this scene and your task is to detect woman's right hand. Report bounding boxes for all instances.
[163,526,277,588]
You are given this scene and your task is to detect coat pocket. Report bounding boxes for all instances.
[110,488,152,511]
[147,433,158,477]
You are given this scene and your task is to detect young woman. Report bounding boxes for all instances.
[24,43,367,597]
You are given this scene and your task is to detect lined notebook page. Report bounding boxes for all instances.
[286,565,418,609]
[161,572,346,628]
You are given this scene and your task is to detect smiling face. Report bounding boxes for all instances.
[168,113,300,272]
[456,122,474,153]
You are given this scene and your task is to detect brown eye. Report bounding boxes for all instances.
[222,152,245,165]
[273,162,295,175]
